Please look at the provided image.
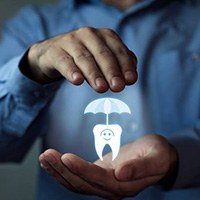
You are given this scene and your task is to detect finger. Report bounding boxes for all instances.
[39,153,78,193]
[61,153,162,198]
[44,47,84,85]
[42,150,117,199]
[66,42,109,93]
[61,153,121,193]
[114,153,168,182]
[100,29,138,85]
[77,27,125,92]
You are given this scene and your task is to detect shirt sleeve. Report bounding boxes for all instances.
[0,6,61,162]
[167,120,200,188]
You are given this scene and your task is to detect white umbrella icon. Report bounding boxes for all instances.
[84,98,131,125]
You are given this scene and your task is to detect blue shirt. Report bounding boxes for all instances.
[0,0,200,199]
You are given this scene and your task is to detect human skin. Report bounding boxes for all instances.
[23,27,138,93]
[39,135,178,199]
[23,0,140,92]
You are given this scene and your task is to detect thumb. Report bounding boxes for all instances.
[114,152,168,182]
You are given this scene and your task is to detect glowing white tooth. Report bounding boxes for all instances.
[93,125,105,161]
[109,135,121,161]
[108,125,122,161]
[94,136,104,160]
[93,124,122,161]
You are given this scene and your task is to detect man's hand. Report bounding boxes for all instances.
[24,27,137,93]
[39,135,178,199]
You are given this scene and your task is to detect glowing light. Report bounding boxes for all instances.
[84,98,131,161]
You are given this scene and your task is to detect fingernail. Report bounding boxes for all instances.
[72,72,82,80]
[124,71,135,83]
[111,77,125,91]
[95,77,107,87]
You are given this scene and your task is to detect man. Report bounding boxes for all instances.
[0,0,200,199]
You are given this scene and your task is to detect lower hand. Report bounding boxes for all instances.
[39,134,178,199]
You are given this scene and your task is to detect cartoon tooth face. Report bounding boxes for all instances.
[93,124,122,161]
[101,129,114,141]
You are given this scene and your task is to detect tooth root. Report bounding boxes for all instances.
[93,125,105,161]
[94,139,104,161]
[109,139,121,161]
[108,125,122,161]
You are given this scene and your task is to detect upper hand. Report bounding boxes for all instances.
[39,134,177,199]
[26,27,137,93]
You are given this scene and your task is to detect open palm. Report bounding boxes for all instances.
[39,134,177,199]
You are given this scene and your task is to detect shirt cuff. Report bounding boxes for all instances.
[6,55,62,102]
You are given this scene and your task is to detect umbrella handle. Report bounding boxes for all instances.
[106,114,109,126]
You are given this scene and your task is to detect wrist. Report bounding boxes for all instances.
[20,45,58,84]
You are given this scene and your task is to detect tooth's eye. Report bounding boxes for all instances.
[109,133,111,136]
[104,133,106,136]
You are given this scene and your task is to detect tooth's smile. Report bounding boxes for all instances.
[103,138,111,141]
[93,124,122,161]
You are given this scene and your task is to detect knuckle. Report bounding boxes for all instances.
[42,44,54,57]
[102,28,120,40]
[60,53,72,62]
[87,70,101,80]
[43,44,59,60]
[106,68,121,78]
[37,48,52,66]
[77,26,95,34]
[30,43,43,64]
[102,28,116,36]
[97,47,113,57]
[64,32,76,41]
[30,43,41,58]
[116,47,130,56]
[75,50,93,60]
[56,54,72,66]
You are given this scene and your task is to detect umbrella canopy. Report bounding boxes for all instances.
[84,98,131,125]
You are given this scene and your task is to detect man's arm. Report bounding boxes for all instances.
[0,4,138,162]
[0,6,61,162]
